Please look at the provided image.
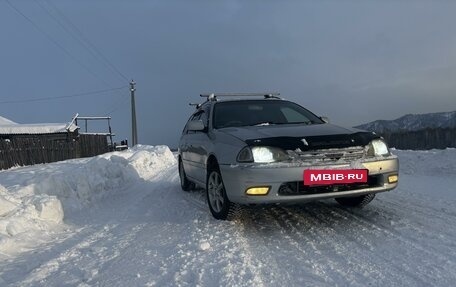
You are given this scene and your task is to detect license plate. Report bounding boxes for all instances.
[303,169,368,186]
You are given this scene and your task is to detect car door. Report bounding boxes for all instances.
[185,107,211,184]
[180,112,201,181]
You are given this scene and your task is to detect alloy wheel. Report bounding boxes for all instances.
[207,171,225,213]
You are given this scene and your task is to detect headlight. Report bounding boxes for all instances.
[237,146,289,163]
[367,139,390,157]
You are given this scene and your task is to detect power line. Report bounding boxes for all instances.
[0,86,128,104]
[36,0,129,83]
[4,1,133,121]
[44,0,129,82]
[4,0,117,87]
[102,93,130,116]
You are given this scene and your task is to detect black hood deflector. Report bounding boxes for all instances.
[245,132,380,151]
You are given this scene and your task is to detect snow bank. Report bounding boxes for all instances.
[394,148,456,176]
[109,145,176,179]
[0,145,176,256]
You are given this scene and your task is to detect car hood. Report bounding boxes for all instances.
[218,123,379,150]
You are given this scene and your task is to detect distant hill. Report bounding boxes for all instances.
[355,111,456,133]
[355,111,456,150]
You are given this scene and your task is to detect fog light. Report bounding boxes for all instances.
[388,175,398,183]
[245,186,270,195]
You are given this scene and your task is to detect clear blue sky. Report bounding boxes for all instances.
[1,0,456,147]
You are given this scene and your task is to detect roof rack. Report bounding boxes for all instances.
[189,103,201,108]
[200,93,281,101]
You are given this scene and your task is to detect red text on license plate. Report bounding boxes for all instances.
[303,169,368,185]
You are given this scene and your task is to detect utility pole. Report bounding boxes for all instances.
[130,80,138,146]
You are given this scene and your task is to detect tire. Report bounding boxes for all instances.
[178,159,192,191]
[206,166,240,220]
[335,193,376,207]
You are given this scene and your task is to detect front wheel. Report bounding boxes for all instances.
[206,168,240,220]
[335,193,376,207]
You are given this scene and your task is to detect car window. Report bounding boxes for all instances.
[192,113,202,121]
[213,100,323,129]
[184,111,207,134]
[200,108,209,128]
[183,112,201,134]
[280,107,310,123]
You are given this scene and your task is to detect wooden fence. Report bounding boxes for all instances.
[0,134,109,170]
[79,134,109,157]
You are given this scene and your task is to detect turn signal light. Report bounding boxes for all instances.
[245,187,270,196]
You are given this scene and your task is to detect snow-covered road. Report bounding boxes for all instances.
[1,147,455,286]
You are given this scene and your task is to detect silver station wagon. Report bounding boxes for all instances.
[178,93,399,220]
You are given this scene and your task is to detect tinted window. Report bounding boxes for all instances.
[200,106,210,128]
[183,112,202,134]
[192,113,202,121]
[213,100,323,129]
[280,106,309,122]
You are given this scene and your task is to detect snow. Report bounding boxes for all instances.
[0,146,455,286]
[0,116,17,125]
[0,145,175,258]
[0,114,79,134]
[0,122,78,135]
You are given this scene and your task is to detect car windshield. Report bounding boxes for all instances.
[213,100,324,129]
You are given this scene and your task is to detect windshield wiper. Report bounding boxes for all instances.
[252,121,313,126]
[286,121,313,125]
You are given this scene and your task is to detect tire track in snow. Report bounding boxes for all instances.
[178,181,295,286]
[179,183,455,286]
[13,165,181,287]
[178,188,267,286]
[17,222,151,287]
[309,202,455,286]
[377,196,456,243]
[163,164,456,286]
[5,156,455,286]
[228,219,266,287]
[375,197,456,264]
[239,207,326,286]
[270,204,374,286]
[338,203,456,265]
[81,165,202,287]
[17,224,118,286]
[144,166,456,286]
[180,189,207,213]
[296,203,415,286]
[378,193,456,223]
[240,202,440,286]
[351,205,456,284]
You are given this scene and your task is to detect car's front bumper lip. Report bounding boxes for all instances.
[219,157,399,204]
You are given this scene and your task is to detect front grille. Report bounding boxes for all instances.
[287,146,365,163]
[278,175,382,196]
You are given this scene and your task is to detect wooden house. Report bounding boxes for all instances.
[0,115,109,170]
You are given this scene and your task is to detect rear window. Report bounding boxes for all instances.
[213,100,323,129]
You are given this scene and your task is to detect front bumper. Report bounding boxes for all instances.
[220,157,399,205]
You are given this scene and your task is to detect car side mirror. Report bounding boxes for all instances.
[320,116,330,123]
[187,120,205,131]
